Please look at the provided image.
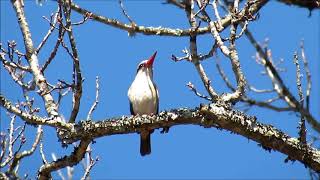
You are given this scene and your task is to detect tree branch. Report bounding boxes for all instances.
[61,0,83,123]
[57,103,320,172]
[244,28,320,134]
[69,0,267,37]
[0,94,72,130]
[11,0,59,118]
[277,0,320,11]
[38,139,90,180]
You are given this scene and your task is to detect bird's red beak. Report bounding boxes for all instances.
[146,51,157,67]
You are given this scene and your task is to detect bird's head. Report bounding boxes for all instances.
[136,51,157,74]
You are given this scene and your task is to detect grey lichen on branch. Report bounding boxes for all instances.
[57,103,320,172]
[69,0,267,37]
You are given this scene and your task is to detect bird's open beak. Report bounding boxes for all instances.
[146,51,157,67]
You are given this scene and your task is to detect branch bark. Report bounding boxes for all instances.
[69,0,267,37]
[38,139,90,180]
[11,0,59,118]
[57,103,320,172]
[278,0,320,10]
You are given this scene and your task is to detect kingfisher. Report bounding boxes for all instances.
[128,51,159,156]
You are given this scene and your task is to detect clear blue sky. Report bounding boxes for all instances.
[1,0,319,179]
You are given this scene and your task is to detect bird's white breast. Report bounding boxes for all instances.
[128,71,158,115]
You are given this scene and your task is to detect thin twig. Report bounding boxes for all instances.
[185,0,219,101]
[41,18,66,73]
[293,52,306,144]
[51,153,66,180]
[186,82,212,101]
[39,140,48,164]
[87,76,100,120]
[61,0,83,123]
[119,0,135,25]
[300,40,311,111]
[8,125,43,173]
[36,8,59,53]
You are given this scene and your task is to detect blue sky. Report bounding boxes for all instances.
[1,0,319,179]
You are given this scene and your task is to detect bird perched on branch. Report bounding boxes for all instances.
[128,51,159,156]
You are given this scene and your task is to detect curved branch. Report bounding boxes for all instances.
[0,94,72,130]
[38,139,90,180]
[58,103,320,172]
[70,0,267,37]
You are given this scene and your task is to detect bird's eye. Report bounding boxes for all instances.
[139,64,144,68]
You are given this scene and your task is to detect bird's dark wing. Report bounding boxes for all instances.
[154,84,159,114]
[129,100,135,115]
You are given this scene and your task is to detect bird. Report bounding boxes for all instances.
[128,51,159,156]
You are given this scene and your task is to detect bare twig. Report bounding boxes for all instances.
[185,0,219,101]
[41,12,66,73]
[300,40,311,110]
[186,82,212,101]
[87,76,100,120]
[211,0,223,29]
[8,125,43,173]
[71,12,92,26]
[51,153,66,180]
[0,53,30,72]
[119,0,135,25]
[241,97,293,112]
[244,28,320,133]
[36,8,59,53]
[0,94,72,130]
[80,145,98,180]
[293,52,306,144]
[61,0,83,123]
[248,85,275,93]
[39,140,48,165]
[0,115,16,168]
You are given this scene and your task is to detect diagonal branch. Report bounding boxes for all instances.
[244,28,320,134]
[38,139,91,180]
[11,0,59,118]
[185,0,219,101]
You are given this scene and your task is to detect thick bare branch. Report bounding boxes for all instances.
[38,139,91,180]
[58,103,320,172]
[11,0,59,118]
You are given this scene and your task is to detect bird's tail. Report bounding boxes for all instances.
[140,130,151,156]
